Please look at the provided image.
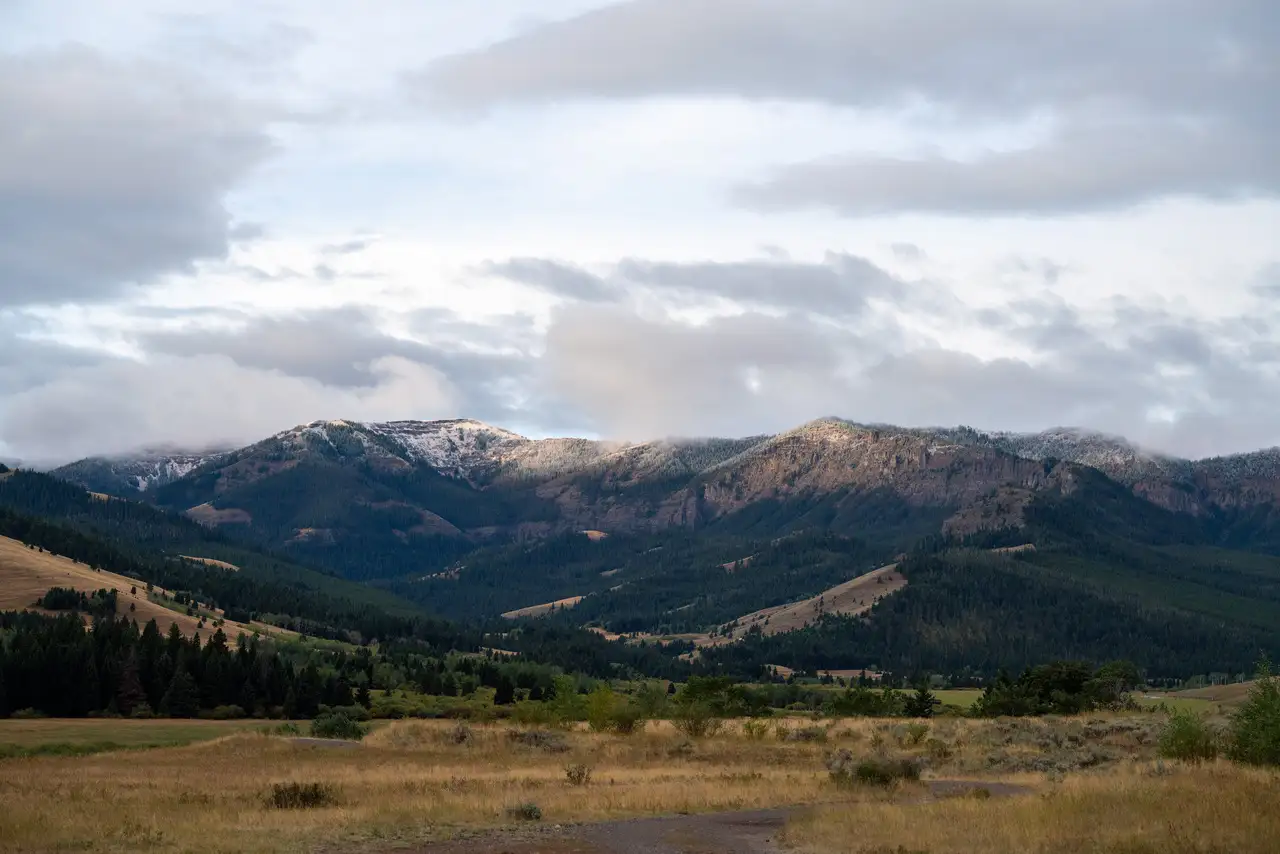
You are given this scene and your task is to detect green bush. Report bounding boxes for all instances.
[671,702,723,738]
[1158,710,1220,763]
[827,750,921,789]
[742,719,771,741]
[1226,660,1280,767]
[266,782,338,809]
[310,713,367,741]
[506,802,542,821]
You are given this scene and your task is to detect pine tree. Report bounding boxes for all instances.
[116,652,147,716]
[903,684,940,718]
[162,666,200,718]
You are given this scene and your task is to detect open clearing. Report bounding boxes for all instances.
[501,596,586,619]
[179,555,241,571]
[0,713,1186,854]
[702,564,906,646]
[0,535,280,639]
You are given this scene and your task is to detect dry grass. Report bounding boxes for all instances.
[501,596,586,620]
[0,720,849,854]
[701,564,906,646]
[178,555,241,572]
[0,718,283,750]
[0,535,284,640]
[785,762,1280,854]
[0,714,1201,854]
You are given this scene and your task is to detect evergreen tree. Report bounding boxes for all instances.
[903,684,939,718]
[116,652,148,717]
[162,666,200,718]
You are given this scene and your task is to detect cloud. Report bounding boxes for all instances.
[0,354,458,464]
[543,304,848,439]
[135,305,546,433]
[532,268,1280,456]
[736,120,1280,216]
[486,252,913,318]
[0,47,274,305]
[411,0,1278,213]
[480,258,621,303]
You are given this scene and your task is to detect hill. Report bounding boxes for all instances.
[0,535,282,639]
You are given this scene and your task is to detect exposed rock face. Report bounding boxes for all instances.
[51,416,1280,551]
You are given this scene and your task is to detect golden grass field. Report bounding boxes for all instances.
[0,535,283,639]
[785,762,1280,854]
[0,713,1199,854]
[501,596,586,619]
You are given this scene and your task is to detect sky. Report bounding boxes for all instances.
[1,0,1278,464]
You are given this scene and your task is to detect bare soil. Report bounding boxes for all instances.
[399,781,1030,854]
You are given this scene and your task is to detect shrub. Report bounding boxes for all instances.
[671,702,723,738]
[587,685,618,733]
[742,719,771,741]
[895,722,930,747]
[270,722,302,736]
[266,782,338,810]
[609,702,646,735]
[827,750,921,789]
[506,729,570,753]
[206,705,246,720]
[564,763,592,786]
[448,722,474,745]
[1225,658,1280,767]
[310,713,367,741]
[1158,710,1219,763]
[783,726,829,743]
[925,737,954,761]
[506,802,542,822]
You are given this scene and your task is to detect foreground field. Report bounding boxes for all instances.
[785,762,1280,854]
[0,714,1177,854]
[0,718,305,756]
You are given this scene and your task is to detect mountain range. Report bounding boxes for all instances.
[51,416,1280,542]
[6,416,1278,678]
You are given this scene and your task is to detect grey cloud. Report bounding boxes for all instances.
[0,47,274,305]
[487,253,913,319]
[322,238,376,256]
[136,307,545,431]
[737,120,1280,216]
[891,243,925,263]
[539,276,1280,456]
[544,305,849,439]
[481,258,622,303]
[413,0,1278,213]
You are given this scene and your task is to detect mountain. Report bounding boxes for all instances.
[52,448,229,497]
[49,416,1280,582]
[35,415,1280,678]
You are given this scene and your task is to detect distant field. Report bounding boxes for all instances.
[0,718,287,757]
[501,595,585,619]
[934,688,983,708]
[0,535,283,639]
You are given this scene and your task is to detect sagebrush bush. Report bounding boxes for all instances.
[506,802,542,821]
[564,763,592,786]
[448,722,474,745]
[742,719,771,741]
[506,729,570,752]
[310,713,367,741]
[1158,710,1219,763]
[827,750,921,789]
[266,782,338,810]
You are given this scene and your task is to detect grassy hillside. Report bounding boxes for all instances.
[0,535,286,639]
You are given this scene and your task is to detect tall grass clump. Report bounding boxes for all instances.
[267,782,338,810]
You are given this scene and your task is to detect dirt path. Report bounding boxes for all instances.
[406,781,1029,854]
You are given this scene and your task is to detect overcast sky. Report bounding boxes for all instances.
[1,0,1277,463]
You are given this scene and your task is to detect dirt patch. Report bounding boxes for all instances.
[399,782,1032,854]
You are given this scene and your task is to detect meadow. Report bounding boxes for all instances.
[0,712,1196,854]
